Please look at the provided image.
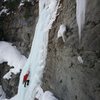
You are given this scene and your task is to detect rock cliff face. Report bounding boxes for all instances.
[2,1,39,57]
[0,62,20,98]
[1,63,20,98]
[0,0,100,100]
[42,0,100,100]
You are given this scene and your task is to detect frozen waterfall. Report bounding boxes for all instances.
[15,0,60,100]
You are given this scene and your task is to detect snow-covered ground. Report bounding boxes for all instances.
[0,41,27,79]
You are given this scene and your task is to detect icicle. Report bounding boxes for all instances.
[76,0,86,41]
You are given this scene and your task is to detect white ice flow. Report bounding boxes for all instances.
[57,24,66,42]
[76,0,86,41]
[0,41,27,79]
[10,0,60,100]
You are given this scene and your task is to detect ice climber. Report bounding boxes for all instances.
[23,71,30,87]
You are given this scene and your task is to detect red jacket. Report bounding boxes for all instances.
[23,71,29,82]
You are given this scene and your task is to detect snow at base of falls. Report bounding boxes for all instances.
[76,0,86,41]
[11,0,60,100]
[0,41,27,79]
[35,86,58,100]
[5,86,58,100]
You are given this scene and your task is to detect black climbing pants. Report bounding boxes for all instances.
[24,80,29,87]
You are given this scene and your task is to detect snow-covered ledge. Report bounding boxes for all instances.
[0,41,27,79]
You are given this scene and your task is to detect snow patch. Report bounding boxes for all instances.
[0,41,27,79]
[0,8,8,15]
[36,86,44,99]
[57,24,66,42]
[19,2,24,8]
[35,86,58,100]
[42,91,58,100]
[36,89,58,100]
[77,56,83,64]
